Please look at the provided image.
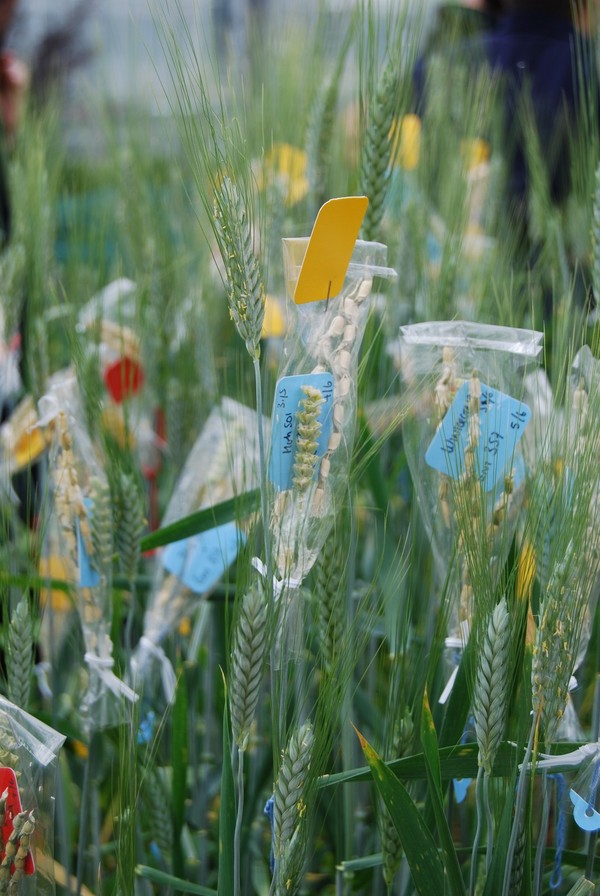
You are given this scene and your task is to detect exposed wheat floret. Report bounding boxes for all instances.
[229,584,268,751]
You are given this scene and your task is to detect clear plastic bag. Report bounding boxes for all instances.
[0,694,66,895]
[130,398,265,702]
[398,321,542,682]
[267,239,396,587]
[40,373,137,733]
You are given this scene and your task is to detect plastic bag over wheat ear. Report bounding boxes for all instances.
[397,322,542,690]
[0,695,65,896]
[129,398,265,705]
[39,372,138,735]
[264,239,396,594]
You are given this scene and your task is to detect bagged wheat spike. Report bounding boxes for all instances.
[0,695,65,895]
[398,322,542,698]
[39,372,137,734]
[130,397,265,704]
[266,236,396,592]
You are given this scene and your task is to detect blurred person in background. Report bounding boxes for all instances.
[420,0,504,56]
[414,0,600,316]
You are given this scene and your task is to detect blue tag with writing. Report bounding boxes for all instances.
[425,381,530,492]
[269,373,334,491]
[163,522,244,594]
[77,497,101,588]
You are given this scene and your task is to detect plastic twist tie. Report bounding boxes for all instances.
[84,652,138,703]
[251,557,303,598]
[139,637,177,703]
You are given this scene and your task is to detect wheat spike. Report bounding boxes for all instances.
[293,386,324,494]
[141,768,173,863]
[473,598,510,775]
[214,176,265,361]
[115,472,145,584]
[532,546,576,745]
[360,62,398,241]
[312,531,347,671]
[378,711,414,888]
[273,721,314,894]
[89,477,113,585]
[7,598,34,711]
[229,584,268,751]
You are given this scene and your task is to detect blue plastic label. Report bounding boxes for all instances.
[453,778,471,804]
[163,521,244,594]
[77,497,100,588]
[425,381,530,492]
[570,789,600,832]
[269,373,334,491]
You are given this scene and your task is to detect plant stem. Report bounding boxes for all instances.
[233,747,244,896]
[484,773,494,874]
[533,770,550,896]
[470,766,484,896]
[502,717,537,896]
[76,731,98,896]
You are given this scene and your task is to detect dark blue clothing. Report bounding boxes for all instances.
[476,12,597,207]
[414,13,599,209]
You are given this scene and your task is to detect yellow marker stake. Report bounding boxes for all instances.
[293,196,369,304]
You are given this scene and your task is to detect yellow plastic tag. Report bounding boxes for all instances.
[13,428,47,470]
[294,196,369,304]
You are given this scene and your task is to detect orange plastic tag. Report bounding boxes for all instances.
[293,196,369,304]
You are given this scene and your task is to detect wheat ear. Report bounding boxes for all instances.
[360,62,398,241]
[473,598,510,775]
[273,721,314,895]
[229,584,268,751]
[7,598,34,711]
[214,175,265,361]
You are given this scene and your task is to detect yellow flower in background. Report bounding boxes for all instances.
[261,294,286,339]
[461,137,491,171]
[260,143,308,206]
[391,114,421,171]
[516,539,536,604]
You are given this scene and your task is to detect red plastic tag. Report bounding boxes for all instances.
[103,357,144,403]
[0,768,34,874]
